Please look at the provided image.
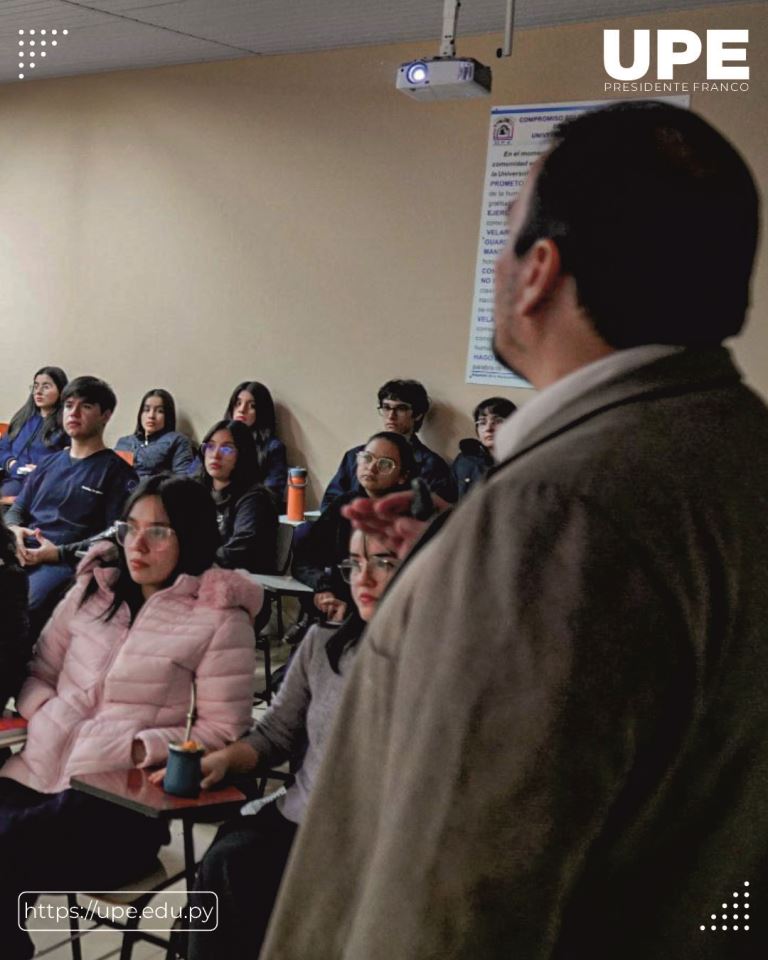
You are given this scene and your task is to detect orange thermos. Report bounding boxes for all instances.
[286,467,307,521]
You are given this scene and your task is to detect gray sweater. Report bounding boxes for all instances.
[244,622,355,824]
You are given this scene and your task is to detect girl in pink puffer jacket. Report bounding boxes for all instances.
[0,475,262,960]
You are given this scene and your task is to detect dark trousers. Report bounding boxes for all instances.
[0,777,169,960]
[188,799,298,960]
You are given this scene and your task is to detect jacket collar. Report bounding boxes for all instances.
[494,346,740,472]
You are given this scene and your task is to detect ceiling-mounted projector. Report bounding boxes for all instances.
[396,0,514,102]
[396,57,491,100]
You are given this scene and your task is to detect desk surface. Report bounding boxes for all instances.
[252,573,313,593]
[71,769,245,821]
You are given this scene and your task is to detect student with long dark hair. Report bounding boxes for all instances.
[0,515,29,712]
[0,475,261,960]
[0,366,68,497]
[115,388,194,477]
[224,381,287,504]
[200,419,278,574]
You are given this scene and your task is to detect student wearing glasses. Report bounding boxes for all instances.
[115,388,194,477]
[0,366,68,498]
[152,527,399,960]
[0,475,261,960]
[199,419,278,575]
[294,431,414,622]
[452,397,517,499]
[320,379,455,509]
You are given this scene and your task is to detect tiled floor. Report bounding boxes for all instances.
[24,637,293,959]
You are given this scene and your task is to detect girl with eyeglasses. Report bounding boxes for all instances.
[293,431,415,622]
[0,476,262,960]
[451,397,517,500]
[115,388,194,477]
[199,419,279,576]
[0,366,68,498]
[224,381,288,505]
[152,527,399,960]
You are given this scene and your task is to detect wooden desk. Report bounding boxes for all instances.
[71,769,245,888]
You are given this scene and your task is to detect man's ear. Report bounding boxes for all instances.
[517,238,562,317]
[101,408,113,426]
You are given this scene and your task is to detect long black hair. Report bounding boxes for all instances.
[7,366,68,446]
[200,419,260,501]
[224,381,277,471]
[133,388,177,437]
[81,475,220,622]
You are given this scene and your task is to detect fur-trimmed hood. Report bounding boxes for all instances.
[76,539,263,618]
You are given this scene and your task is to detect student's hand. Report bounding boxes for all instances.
[200,750,232,789]
[22,530,59,567]
[148,767,166,785]
[9,526,37,566]
[314,592,347,622]
[342,492,437,560]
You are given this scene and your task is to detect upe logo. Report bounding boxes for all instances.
[603,29,749,81]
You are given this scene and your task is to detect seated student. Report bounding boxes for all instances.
[0,475,261,960]
[0,366,68,498]
[115,388,194,476]
[150,527,399,960]
[294,431,414,622]
[321,378,455,509]
[5,376,138,618]
[224,381,288,504]
[0,515,28,712]
[452,396,517,499]
[200,419,278,575]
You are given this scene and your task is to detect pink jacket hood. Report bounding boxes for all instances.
[77,540,264,620]
[1,544,261,793]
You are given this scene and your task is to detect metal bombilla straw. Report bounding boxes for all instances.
[183,679,197,743]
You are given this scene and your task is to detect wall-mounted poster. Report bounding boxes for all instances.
[466,97,688,387]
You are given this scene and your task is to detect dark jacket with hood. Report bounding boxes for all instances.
[451,438,494,500]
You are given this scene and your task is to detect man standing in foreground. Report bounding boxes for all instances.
[262,102,766,959]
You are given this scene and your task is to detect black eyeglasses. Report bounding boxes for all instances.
[338,557,398,583]
[378,402,412,417]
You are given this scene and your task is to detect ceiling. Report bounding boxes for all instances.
[0,0,749,86]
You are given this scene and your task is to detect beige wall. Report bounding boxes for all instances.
[1,3,765,506]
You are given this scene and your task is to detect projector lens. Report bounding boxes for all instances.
[406,62,428,84]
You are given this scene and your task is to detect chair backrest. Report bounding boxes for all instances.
[0,421,9,438]
[276,523,294,575]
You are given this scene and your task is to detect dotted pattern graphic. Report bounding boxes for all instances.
[699,882,751,933]
[17,28,69,80]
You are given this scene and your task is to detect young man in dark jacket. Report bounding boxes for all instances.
[452,397,517,499]
[321,379,455,509]
[6,377,137,617]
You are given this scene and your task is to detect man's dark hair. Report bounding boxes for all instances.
[377,380,430,430]
[473,397,517,423]
[514,101,759,348]
[61,376,117,414]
